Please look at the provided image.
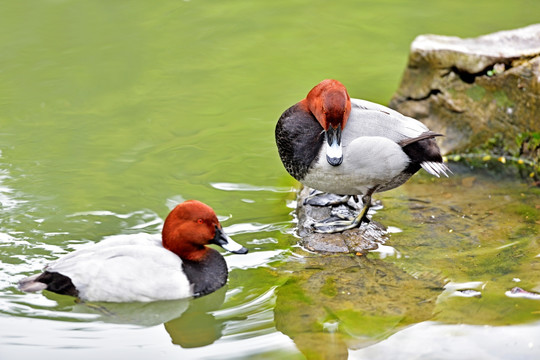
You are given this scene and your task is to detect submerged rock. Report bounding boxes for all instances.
[274,255,443,357]
[296,186,388,254]
[389,24,540,163]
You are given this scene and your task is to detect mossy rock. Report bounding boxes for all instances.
[389,24,540,168]
[296,186,388,254]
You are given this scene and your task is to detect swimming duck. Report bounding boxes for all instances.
[18,200,248,302]
[275,79,449,233]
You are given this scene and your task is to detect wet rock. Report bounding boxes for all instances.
[389,24,540,163]
[296,186,388,254]
[274,255,443,358]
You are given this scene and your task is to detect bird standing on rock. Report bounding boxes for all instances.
[275,79,450,233]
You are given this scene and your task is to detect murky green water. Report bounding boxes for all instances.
[1,1,539,359]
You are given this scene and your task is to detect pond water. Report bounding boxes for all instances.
[1,1,539,359]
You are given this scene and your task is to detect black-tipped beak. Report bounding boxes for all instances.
[325,125,343,166]
[212,226,248,254]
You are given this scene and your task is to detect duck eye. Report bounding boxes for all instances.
[197,218,204,224]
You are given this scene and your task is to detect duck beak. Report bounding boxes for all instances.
[325,125,343,166]
[212,226,248,254]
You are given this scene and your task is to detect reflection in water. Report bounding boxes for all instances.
[165,308,222,348]
[211,182,292,193]
[72,296,191,326]
[96,286,227,348]
[164,287,227,348]
[350,320,540,359]
[61,286,227,348]
[274,254,443,359]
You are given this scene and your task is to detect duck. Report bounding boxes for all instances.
[275,79,450,233]
[18,200,248,302]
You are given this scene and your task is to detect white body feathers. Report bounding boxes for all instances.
[45,234,192,302]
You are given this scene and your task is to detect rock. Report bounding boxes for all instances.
[296,186,388,254]
[389,24,540,163]
[274,255,443,356]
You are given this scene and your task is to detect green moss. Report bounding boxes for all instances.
[464,240,527,278]
[321,277,338,297]
[466,85,486,101]
[335,310,404,338]
[277,278,315,307]
[465,86,514,108]
[516,132,540,166]
[435,290,540,326]
[506,202,540,223]
[516,132,540,147]
[493,89,514,107]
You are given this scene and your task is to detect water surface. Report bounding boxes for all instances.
[1,1,539,359]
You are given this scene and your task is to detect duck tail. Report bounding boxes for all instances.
[421,161,452,178]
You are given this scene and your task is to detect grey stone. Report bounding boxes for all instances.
[389,24,540,159]
[296,186,387,254]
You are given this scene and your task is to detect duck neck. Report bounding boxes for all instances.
[164,239,209,262]
[162,226,209,262]
[182,248,228,297]
[298,98,309,110]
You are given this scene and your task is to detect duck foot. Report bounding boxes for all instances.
[312,198,372,234]
[304,191,350,207]
[330,205,357,221]
[312,217,369,234]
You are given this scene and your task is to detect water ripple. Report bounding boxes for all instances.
[211,182,293,193]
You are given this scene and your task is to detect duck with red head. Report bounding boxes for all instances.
[275,79,450,233]
[18,200,248,302]
[305,79,352,166]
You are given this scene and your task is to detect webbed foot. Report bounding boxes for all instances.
[304,191,350,207]
[312,202,371,234]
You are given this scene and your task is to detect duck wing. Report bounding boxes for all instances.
[347,98,450,178]
[346,98,432,142]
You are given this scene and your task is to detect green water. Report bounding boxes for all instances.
[1,1,539,359]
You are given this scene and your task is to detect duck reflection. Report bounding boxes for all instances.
[274,254,443,359]
[49,285,228,348]
[163,286,227,348]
